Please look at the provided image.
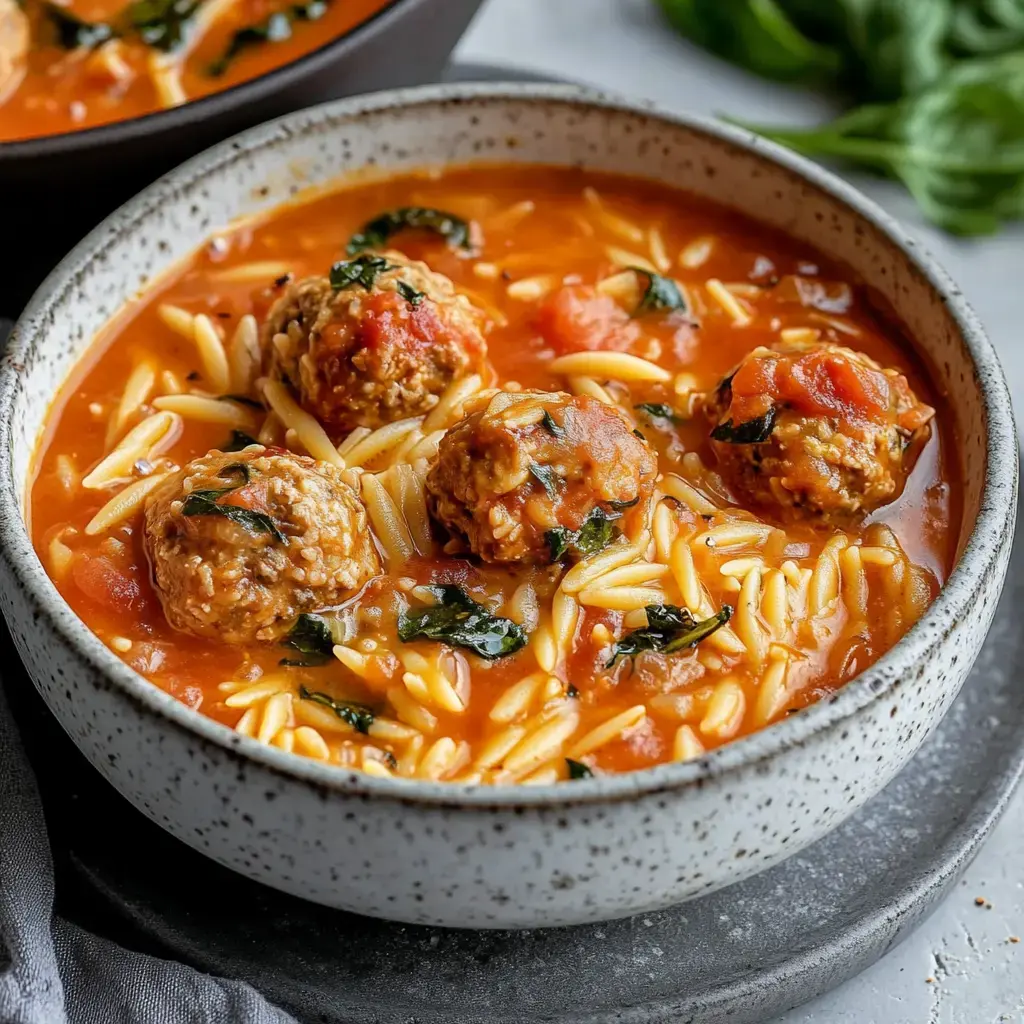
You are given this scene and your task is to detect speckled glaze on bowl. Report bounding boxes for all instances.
[0,85,1016,929]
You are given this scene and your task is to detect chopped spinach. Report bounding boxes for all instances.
[632,428,646,441]
[222,429,259,452]
[566,758,594,780]
[395,281,425,306]
[45,5,115,48]
[128,0,199,51]
[217,462,251,487]
[529,462,562,500]
[541,410,565,438]
[566,683,580,698]
[545,506,621,563]
[631,268,688,315]
[397,585,527,660]
[180,466,283,541]
[635,402,684,425]
[298,686,374,734]
[572,507,619,558]
[606,604,733,667]
[347,207,473,255]
[207,0,327,75]
[219,394,264,410]
[710,407,778,444]
[329,255,392,292]
[280,613,335,666]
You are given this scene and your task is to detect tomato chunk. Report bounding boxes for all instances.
[535,285,640,354]
[71,554,143,613]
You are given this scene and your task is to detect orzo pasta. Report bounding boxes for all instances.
[29,166,958,784]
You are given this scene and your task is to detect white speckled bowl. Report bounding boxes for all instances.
[0,85,1016,929]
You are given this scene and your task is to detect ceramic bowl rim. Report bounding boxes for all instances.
[1,82,1016,809]
[0,0,426,162]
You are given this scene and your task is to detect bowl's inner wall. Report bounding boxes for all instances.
[12,96,984,562]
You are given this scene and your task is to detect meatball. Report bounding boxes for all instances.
[144,447,380,644]
[705,341,934,519]
[261,252,487,435]
[426,391,658,564]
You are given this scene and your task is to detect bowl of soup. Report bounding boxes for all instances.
[0,84,1015,928]
[0,0,483,312]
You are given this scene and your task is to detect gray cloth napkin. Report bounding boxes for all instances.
[0,678,297,1024]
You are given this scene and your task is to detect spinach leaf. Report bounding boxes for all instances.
[219,394,264,410]
[632,268,689,315]
[128,0,199,51]
[635,402,684,425]
[45,5,115,48]
[541,410,565,438]
[607,495,641,512]
[298,686,374,733]
[573,507,619,558]
[329,255,392,292]
[347,207,473,255]
[181,491,286,541]
[222,429,259,452]
[396,281,425,306]
[217,462,251,487]
[207,0,327,75]
[566,758,594,780]
[606,604,733,666]
[280,613,335,666]
[545,507,621,563]
[735,50,1024,235]
[655,0,841,84]
[397,585,527,660]
[529,463,562,500]
[710,406,778,444]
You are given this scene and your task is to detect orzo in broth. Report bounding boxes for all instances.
[29,166,958,784]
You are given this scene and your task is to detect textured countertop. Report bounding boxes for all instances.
[456,2,1024,1021]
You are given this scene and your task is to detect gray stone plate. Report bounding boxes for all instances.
[6,66,1023,1024]
[24,474,1017,1024]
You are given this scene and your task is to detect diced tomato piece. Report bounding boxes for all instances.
[731,348,890,425]
[535,286,640,354]
[71,554,144,613]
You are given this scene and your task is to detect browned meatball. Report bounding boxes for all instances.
[426,391,658,564]
[705,341,934,520]
[144,447,380,643]
[261,252,487,435]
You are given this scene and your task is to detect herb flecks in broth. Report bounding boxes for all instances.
[28,166,958,784]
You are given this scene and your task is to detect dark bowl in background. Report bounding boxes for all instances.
[0,0,484,314]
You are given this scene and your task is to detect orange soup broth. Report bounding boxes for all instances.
[29,165,960,777]
[2,0,392,142]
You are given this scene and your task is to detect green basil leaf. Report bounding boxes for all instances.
[606,604,733,666]
[529,463,562,500]
[572,507,619,558]
[329,254,392,292]
[347,207,473,255]
[631,268,688,315]
[635,402,684,426]
[397,585,527,660]
[45,4,116,48]
[541,410,565,438]
[128,0,199,51]
[298,686,374,733]
[395,280,425,306]
[180,489,286,542]
[546,527,571,562]
[280,613,335,666]
[710,407,778,444]
[566,758,594,780]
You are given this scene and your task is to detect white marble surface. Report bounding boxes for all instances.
[456,2,1024,1021]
